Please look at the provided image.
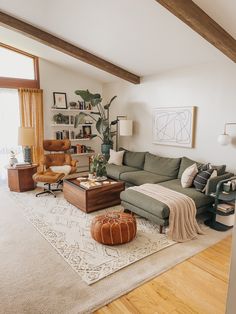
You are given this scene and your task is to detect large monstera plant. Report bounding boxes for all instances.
[74,89,118,148]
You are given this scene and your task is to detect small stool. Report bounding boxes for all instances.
[33,171,65,197]
[91,212,137,245]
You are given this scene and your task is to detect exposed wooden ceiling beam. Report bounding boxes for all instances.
[0,11,140,84]
[156,0,236,63]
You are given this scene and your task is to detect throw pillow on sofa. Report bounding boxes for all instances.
[181,163,198,188]
[203,169,217,193]
[193,169,214,192]
[108,149,124,166]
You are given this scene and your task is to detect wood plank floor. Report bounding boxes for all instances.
[95,236,232,314]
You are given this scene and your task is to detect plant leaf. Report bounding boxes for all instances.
[104,95,117,110]
[91,98,102,107]
[74,112,87,127]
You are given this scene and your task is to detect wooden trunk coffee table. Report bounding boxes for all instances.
[63,177,125,213]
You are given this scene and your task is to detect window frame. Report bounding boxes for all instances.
[0,43,40,89]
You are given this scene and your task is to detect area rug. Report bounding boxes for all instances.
[1,187,231,314]
[10,189,175,284]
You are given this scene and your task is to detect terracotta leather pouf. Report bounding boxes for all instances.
[91,212,137,245]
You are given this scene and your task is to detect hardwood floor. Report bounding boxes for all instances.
[95,236,232,314]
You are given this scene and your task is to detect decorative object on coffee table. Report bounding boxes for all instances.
[91,212,137,245]
[90,153,107,178]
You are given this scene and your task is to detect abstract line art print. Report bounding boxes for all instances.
[152,106,196,148]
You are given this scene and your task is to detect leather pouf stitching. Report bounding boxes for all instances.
[91,212,137,245]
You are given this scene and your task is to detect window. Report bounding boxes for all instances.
[0,89,22,182]
[0,43,39,88]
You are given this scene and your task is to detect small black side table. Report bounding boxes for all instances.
[205,176,236,231]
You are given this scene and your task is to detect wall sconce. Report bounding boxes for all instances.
[218,123,236,145]
[116,115,133,151]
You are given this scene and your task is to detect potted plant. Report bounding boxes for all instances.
[74,90,117,157]
[90,154,107,178]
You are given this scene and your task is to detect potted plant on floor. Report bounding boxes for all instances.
[74,90,117,157]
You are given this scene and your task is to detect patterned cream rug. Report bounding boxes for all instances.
[10,189,175,285]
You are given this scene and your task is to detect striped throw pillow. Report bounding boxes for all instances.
[193,169,214,192]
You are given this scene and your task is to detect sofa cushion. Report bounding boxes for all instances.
[159,179,214,209]
[108,149,124,166]
[144,153,181,178]
[120,189,169,219]
[178,157,202,179]
[120,170,172,186]
[121,149,146,169]
[210,164,226,176]
[193,169,214,192]
[106,164,139,180]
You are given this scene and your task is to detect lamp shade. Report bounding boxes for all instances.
[217,133,231,146]
[18,127,35,146]
[119,120,133,136]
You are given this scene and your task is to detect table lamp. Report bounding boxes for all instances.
[18,127,35,163]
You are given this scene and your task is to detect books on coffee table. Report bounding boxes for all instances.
[79,181,102,189]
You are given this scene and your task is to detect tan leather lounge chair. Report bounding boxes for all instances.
[33,139,77,197]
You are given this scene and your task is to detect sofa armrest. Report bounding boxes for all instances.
[206,172,234,195]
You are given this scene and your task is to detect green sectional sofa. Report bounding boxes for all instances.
[106,150,233,228]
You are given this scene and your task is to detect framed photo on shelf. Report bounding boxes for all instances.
[53,92,68,109]
[82,125,92,138]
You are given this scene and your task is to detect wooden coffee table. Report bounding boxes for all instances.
[63,177,125,213]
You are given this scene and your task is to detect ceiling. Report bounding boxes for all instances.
[0,0,234,83]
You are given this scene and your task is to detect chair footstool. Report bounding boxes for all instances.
[33,171,65,197]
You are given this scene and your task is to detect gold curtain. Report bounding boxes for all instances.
[18,88,44,164]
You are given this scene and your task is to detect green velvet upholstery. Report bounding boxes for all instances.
[122,149,146,169]
[120,170,172,186]
[159,179,214,209]
[144,153,181,178]
[121,189,169,219]
[106,164,139,180]
[121,200,168,226]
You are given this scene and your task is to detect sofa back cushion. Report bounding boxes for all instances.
[144,153,181,178]
[178,157,202,179]
[122,149,146,169]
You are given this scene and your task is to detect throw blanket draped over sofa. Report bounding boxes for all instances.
[129,184,204,242]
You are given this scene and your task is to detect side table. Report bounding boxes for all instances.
[205,176,236,231]
[8,165,38,192]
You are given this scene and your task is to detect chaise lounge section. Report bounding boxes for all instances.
[106,149,233,228]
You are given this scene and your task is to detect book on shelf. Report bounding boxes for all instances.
[217,203,234,213]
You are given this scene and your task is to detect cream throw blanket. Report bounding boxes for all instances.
[129,184,204,242]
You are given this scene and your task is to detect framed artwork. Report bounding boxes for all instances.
[152,106,196,148]
[82,125,92,138]
[53,92,68,109]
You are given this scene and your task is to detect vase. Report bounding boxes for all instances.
[101,143,112,159]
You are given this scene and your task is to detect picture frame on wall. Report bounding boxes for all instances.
[82,125,92,138]
[53,92,68,109]
[152,106,196,148]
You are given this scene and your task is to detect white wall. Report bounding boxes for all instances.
[39,59,103,169]
[103,61,236,173]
